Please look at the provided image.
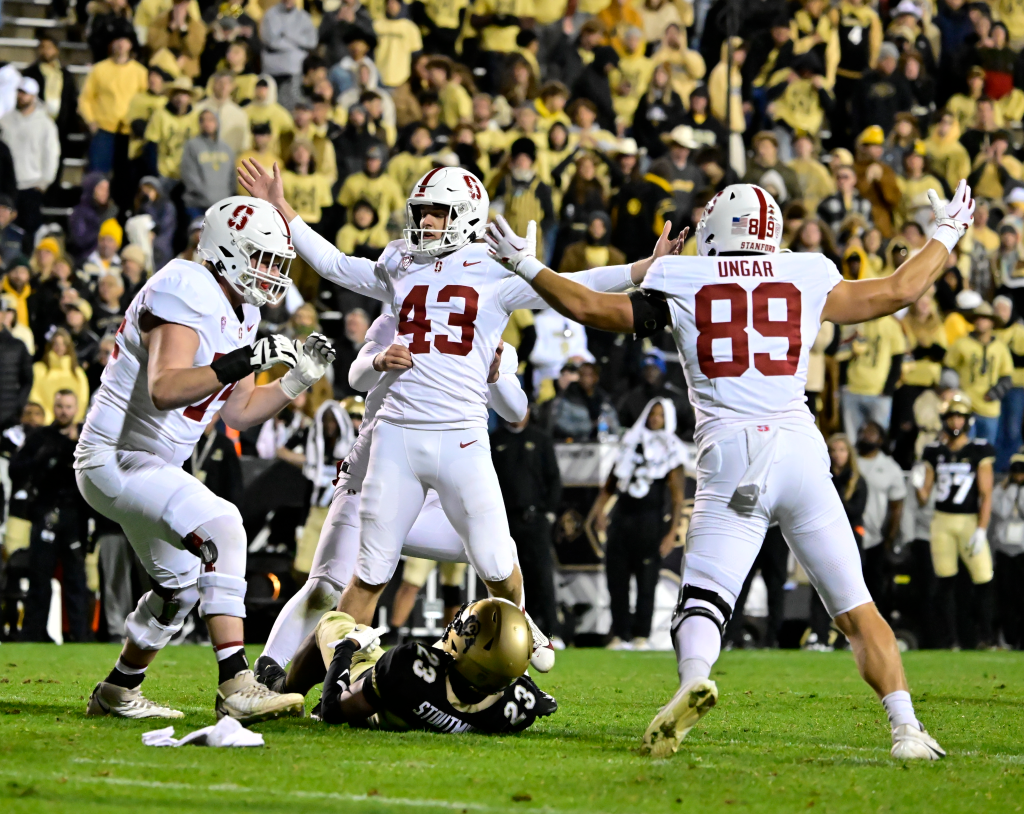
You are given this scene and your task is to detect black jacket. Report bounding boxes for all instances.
[183,430,243,506]
[856,69,915,134]
[609,174,674,262]
[491,423,562,517]
[632,90,687,159]
[0,328,32,428]
[570,59,618,133]
[9,422,83,517]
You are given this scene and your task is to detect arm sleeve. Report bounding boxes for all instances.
[290,215,389,301]
[349,313,397,390]
[487,345,528,422]
[496,263,633,312]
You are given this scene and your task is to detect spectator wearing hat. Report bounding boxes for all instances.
[0,195,25,267]
[853,125,902,238]
[144,77,201,181]
[487,137,554,260]
[1,255,32,334]
[968,129,1023,201]
[29,328,89,424]
[619,350,692,436]
[198,72,252,159]
[0,295,32,427]
[125,67,172,168]
[0,77,60,249]
[833,0,882,145]
[81,219,124,282]
[133,176,175,270]
[148,0,207,79]
[977,21,1018,99]
[648,123,705,228]
[887,0,937,78]
[743,131,803,202]
[78,32,148,177]
[63,299,101,370]
[246,77,296,159]
[260,0,318,109]
[945,301,1014,443]
[337,144,404,228]
[375,0,424,90]
[22,33,80,158]
[558,210,625,275]
[924,109,972,193]
[181,110,236,222]
[631,65,687,159]
[609,150,675,262]
[959,96,1001,163]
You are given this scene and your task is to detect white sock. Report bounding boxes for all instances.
[674,614,722,684]
[882,690,919,729]
[214,643,245,661]
[262,579,336,667]
[115,656,147,676]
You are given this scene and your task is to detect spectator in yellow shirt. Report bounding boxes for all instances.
[280,101,339,186]
[144,77,201,180]
[470,0,536,92]
[236,122,279,193]
[29,328,89,424]
[78,34,149,175]
[427,57,474,128]
[337,143,405,228]
[336,199,391,259]
[374,0,424,88]
[945,301,1015,443]
[126,67,172,162]
[411,0,469,55]
[245,76,296,159]
[839,314,907,439]
[387,124,435,196]
[147,0,207,79]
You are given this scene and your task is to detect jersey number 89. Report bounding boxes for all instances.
[694,282,802,379]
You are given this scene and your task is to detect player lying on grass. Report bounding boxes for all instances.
[240,158,683,674]
[255,312,528,691]
[284,599,555,733]
[75,197,333,723]
[484,181,977,760]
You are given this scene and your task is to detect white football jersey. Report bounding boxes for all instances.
[76,259,260,468]
[335,312,524,493]
[641,252,842,446]
[291,218,633,429]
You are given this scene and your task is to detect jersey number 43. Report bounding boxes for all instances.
[695,282,802,379]
[398,284,478,356]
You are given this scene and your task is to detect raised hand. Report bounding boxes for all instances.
[928,179,975,242]
[238,158,286,209]
[280,332,336,398]
[652,223,689,259]
[484,214,531,273]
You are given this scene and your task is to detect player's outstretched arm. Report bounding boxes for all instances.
[487,342,529,423]
[238,158,388,302]
[486,216,636,332]
[823,181,975,325]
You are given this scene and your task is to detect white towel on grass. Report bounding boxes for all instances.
[142,716,264,747]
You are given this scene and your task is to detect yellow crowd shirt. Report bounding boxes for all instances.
[944,335,1014,418]
[374,17,424,86]
[337,172,405,225]
[473,0,535,53]
[236,148,279,193]
[387,152,434,198]
[439,82,473,128]
[997,322,1024,388]
[336,221,391,254]
[246,101,296,158]
[78,59,149,134]
[424,0,469,29]
[845,315,908,396]
[125,91,167,159]
[283,172,333,224]
[145,107,200,180]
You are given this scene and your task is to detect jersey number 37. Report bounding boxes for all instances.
[694,282,802,379]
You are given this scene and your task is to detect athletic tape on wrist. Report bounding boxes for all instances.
[933,224,960,254]
[516,255,546,281]
[279,369,310,399]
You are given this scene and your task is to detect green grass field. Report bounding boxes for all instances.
[1,645,1022,813]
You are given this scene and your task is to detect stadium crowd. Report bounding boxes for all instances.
[2,0,1024,652]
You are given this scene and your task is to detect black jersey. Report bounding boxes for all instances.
[922,439,995,515]
[366,642,557,734]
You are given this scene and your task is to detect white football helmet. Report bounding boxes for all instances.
[196,196,295,307]
[404,166,489,257]
[696,183,783,256]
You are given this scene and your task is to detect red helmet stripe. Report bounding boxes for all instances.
[414,167,444,198]
[753,186,768,241]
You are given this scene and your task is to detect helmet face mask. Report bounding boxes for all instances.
[196,197,295,307]
[441,598,531,694]
[940,393,973,438]
[697,183,783,257]
[404,167,489,258]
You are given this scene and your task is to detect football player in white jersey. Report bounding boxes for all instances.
[238,158,683,672]
[485,181,977,761]
[254,311,528,691]
[74,197,335,724]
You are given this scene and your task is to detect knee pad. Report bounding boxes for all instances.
[670,584,734,641]
[124,582,199,650]
[193,513,248,618]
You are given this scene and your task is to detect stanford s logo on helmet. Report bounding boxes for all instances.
[404,166,490,257]
[697,184,783,257]
[196,196,295,307]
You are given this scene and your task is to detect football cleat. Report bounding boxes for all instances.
[606,637,633,651]
[86,682,184,719]
[253,654,287,694]
[891,723,946,760]
[216,670,304,726]
[641,678,718,759]
[524,610,555,672]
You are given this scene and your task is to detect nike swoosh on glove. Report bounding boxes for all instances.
[280,332,336,398]
[485,215,545,280]
[928,180,975,252]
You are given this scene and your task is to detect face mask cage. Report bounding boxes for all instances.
[234,235,294,306]
[404,200,474,256]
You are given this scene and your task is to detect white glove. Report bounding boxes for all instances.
[280,332,336,399]
[968,526,988,558]
[345,624,386,653]
[525,219,537,258]
[250,335,298,372]
[484,215,546,280]
[928,180,975,252]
